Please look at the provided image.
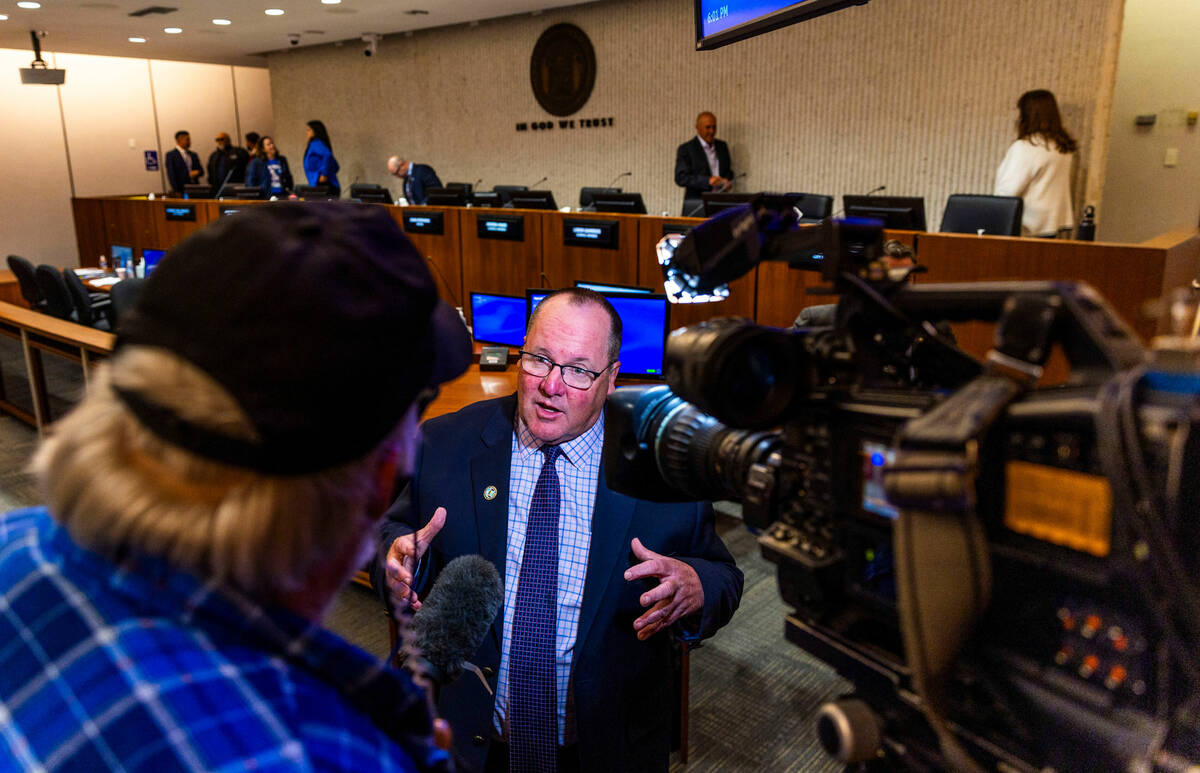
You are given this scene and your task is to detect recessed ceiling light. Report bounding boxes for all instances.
[0,14,8,20]
[17,2,41,8]
[321,0,341,5]
[129,36,146,42]
[265,8,284,15]
[212,18,231,25]
[164,27,182,33]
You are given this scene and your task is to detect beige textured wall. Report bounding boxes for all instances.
[1099,0,1200,243]
[268,0,1122,225]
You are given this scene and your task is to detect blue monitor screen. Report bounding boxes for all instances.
[527,291,668,378]
[471,292,527,347]
[697,0,867,49]
[142,249,165,276]
[111,245,132,270]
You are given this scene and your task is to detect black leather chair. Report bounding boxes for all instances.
[109,277,147,326]
[63,269,113,330]
[34,264,77,321]
[786,192,834,222]
[939,194,1023,236]
[7,255,47,311]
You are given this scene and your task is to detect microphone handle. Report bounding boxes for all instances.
[605,171,631,189]
[528,176,547,189]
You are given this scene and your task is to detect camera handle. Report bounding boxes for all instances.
[883,295,1058,772]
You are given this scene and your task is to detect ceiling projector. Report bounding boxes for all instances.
[19,30,65,85]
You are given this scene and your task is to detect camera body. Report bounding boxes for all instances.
[605,200,1200,771]
[362,33,380,57]
[288,34,300,46]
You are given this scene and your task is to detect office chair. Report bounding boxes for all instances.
[63,269,113,330]
[34,264,77,321]
[109,277,147,326]
[939,194,1023,236]
[786,192,834,222]
[7,255,47,311]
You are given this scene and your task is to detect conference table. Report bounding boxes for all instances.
[69,195,1200,375]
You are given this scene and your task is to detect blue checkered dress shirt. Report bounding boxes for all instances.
[494,414,604,746]
[0,507,451,772]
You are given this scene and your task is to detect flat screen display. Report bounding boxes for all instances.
[527,290,668,378]
[563,219,619,249]
[696,0,869,49]
[860,439,898,520]
[470,292,527,347]
[403,211,446,236]
[476,214,525,242]
[141,248,165,277]
[110,245,133,271]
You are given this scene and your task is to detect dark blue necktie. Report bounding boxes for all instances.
[509,445,561,773]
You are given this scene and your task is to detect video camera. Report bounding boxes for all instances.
[604,196,1200,771]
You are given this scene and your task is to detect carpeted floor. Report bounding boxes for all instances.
[0,334,847,772]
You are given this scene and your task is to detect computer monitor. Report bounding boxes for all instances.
[592,192,648,215]
[445,182,474,195]
[111,245,133,273]
[574,280,653,294]
[425,187,468,207]
[184,184,213,200]
[701,192,757,216]
[470,292,527,347]
[842,195,927,231]
[526,289,669,379]
[294,185,337,201]
[470,191,503,208]
[349,183,391,204]
[579,186,621,209]
[508,190,558,210]
[493,185,529,206]
[221,185,264,200]
[141,248,165,277]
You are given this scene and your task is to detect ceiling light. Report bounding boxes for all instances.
[129,36,146,42]
[164,26,182,33]
[321,0,341,4]
[212,18,231,25]
[265,8,284,15]
[0,14,8,20]
[17,2,41,8]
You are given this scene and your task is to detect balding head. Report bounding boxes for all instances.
[387,156,410,178]
[695,112,717,144]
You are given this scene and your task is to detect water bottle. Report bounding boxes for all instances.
[1076,205,1096,242]
[98,255,108,272]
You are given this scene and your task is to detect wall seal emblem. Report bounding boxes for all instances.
[530,23,595,117]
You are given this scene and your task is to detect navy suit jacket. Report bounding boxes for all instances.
[404,163,443,205]
[374,395,742,773]
[674,137,733,205]
[165,148,203,194]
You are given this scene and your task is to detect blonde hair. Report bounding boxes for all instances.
[32,346,394,600]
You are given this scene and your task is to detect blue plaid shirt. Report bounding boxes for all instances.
[494,414,604,746]
[0,507,451,772]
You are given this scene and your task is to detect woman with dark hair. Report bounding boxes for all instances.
[302,120,340,195]
[245,136,294,197]
[994,89,1078,237]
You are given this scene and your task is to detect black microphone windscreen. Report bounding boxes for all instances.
[409,554,503,685]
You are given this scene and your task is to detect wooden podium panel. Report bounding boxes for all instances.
[459,208,544,313]
[634,216,759,331]
[152,199,212,249]
[541,211,640,289]
[101,198,158,254]
[388,206,464,308]
[71,198,108,268]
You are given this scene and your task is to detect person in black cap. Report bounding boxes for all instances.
[0,202,471,772]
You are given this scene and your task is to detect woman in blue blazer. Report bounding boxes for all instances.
[245,136,294,197]
[302,120,340,195]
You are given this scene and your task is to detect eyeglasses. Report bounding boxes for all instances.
[517,351,615,390]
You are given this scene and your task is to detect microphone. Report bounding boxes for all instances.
[864,185,886,196]
[214,166,237,199]
[472,178,483,192]
[683,200,706,218]
[403,555,503,688]
[424,256,461,309]
[539,271,552,289]
[605,171,631,189]
[527,176,548,189]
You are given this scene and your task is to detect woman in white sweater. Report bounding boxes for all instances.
[994,90,1078,237]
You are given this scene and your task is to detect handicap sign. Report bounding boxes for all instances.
[144,150,159,171]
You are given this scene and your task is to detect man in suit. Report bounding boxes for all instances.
[674,112,734,217]
[375,288,743,773]
[388,156,443,205]
[165,130,203,195]
[206,131,250,192]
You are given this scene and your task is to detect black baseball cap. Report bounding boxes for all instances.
[115,202,471,474]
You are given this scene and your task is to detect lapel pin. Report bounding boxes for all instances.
[483,485,498,501]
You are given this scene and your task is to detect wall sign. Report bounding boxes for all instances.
[530,23,595,117]
[144,150,159,171]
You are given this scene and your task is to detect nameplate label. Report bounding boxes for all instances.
[164,204,196,222]
[476,214,525,242]
[563,218,619,249]
[403,211,445,236]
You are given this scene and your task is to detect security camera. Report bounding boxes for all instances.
[362,33,380,57]
[288,33,300,46]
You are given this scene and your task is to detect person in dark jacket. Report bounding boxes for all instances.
[206,132,250,192]
[303,120,340,195]
[674,112,733,216]
[245,136,294,197]
[165,130,203,195]
[387,157,443,205]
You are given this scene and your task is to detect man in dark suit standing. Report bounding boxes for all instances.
[206,132,250,192]
[388,156,443,205]
[165,130,203,195]
[674,112,734,216]
[375,288,743,773]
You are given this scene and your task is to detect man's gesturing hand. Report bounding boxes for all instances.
[624,537,704,641]
[384,506,446,614]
